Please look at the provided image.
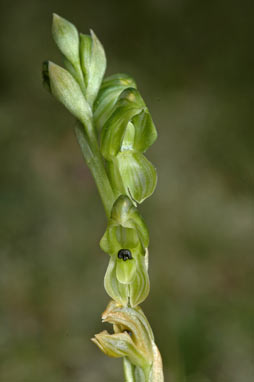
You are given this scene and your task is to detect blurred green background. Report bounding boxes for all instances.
[0,0,253,381]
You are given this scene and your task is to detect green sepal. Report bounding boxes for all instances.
[111,151,157,204]
[100,88,145,160]
[52,13,80,67]
[80,30,106,106]
[106,160,124,199]
[132,110,157,153]
[45,61,92,126]
[100,225,116,255]
[93,73,137,132]
[129,250,150,307]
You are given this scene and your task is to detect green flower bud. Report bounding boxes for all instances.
[52,14,80,67]
[44,61,92,126]
[80,30,106,106]
[94,74,137,132]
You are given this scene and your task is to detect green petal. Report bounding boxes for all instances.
[46,61,92,125]
[80,30,106,106]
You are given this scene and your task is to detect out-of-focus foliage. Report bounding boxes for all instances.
[0,1,253,381]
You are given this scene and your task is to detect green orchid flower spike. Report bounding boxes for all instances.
[42,13,163,382]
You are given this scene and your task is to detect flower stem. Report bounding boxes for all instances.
[123,357,135,382]
[75,122,116,218]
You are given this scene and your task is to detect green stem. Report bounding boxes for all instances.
[123,357,135,382]
[75,122,115,218]
[123,358,152,382]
